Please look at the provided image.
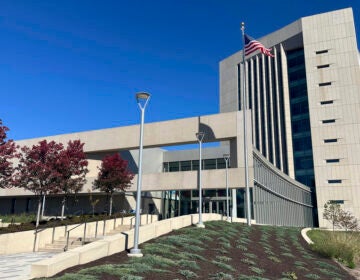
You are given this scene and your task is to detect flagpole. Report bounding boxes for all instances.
[241,22,252,226]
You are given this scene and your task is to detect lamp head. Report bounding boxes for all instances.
[136,92,151,109]
[223,154,230,160]
[196,132,205,142]
[136,92,150,102]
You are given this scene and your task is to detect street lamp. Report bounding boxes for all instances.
[195,132,205,228]
[128,92,150,257]
[223,154,231,222]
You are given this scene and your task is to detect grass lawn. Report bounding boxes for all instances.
[45,221,356,280]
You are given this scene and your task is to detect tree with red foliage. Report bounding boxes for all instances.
[14,140,64,226]
[0,120,18,188]
[56,140,88,218]
[93,153,134,216]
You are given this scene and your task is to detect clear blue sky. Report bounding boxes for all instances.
[1,0,359,140]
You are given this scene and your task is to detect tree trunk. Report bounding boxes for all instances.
[61,197,66,219]
[36,198,42,228]
[109,194,113,216]
[41,194,46,219]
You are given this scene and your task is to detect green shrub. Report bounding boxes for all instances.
[243,252,257,259]
[0,213,36,223]
[282,272,297,279]
[209,272,234,280]
[211,260,235,271]
[267,256,281,263]
[52,273,98,280]
[179,269,198,279]
[215,255,232,262]
[238,275,269,280]
[241,258,256,266]
[249,267,265,275]
[130,254,175,268]
[177,259,200,270]
[304,274,320,279]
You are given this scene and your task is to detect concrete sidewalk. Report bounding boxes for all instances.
[0,252,57,280]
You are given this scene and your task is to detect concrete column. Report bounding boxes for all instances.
[232,189,237,218]
[268,51,276,165]
[256,56,262,153]
[280,44,295,178]
[262,54,269,159]
[274,45,284,171]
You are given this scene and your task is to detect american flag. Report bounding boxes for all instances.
[244,34,275,57]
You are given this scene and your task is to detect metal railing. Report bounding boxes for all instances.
[64,222,87,251]
[33,227,47,252]
[32,214,157,252]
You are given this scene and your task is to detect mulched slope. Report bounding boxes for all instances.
[52,221,355,280]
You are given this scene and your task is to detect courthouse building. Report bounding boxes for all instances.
[1,8,359,228]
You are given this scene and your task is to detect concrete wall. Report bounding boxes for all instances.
[0,215,157,255]
[30,213,230,278]
[302,8,360,227]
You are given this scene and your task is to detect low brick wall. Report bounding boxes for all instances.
[30,213,226,278]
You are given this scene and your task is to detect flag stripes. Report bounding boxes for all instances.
[244,34,275,57]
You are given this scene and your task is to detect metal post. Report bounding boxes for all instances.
[196,132,205,228]
[223,154,231,222]
[241,22,252,226]
[129,92,150,257]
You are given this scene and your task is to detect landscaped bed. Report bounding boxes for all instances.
[0,213,133,234]
[48,221,355,280]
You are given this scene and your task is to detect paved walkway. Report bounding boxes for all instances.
[0,252,57,280]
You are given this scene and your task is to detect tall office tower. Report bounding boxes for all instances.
[220,8,360,226]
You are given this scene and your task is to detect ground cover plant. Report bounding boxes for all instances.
[48,221,356,280]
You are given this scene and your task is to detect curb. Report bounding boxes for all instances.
[301,228,314,244]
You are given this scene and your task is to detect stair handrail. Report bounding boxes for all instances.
[33,227,48,252]
[64,221,87,251]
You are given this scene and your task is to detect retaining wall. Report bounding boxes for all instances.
[0,215,156,255]
[30,213,229,278]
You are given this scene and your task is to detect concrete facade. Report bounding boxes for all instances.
[220,8,360,227]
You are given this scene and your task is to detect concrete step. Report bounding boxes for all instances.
[107,225,131,235]
[38,236,101,252]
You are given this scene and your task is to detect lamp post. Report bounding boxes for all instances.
[195,132,205,228]
[223,154,230,222]
[128,92,150,257]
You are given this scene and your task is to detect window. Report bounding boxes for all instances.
[192,160,199,170]
[204,159,217,170]
[326,159,340,163]
[316,50,328,54]
[328,179,342,184]
[324,138,338,143]
[319,82,332,87]
[320,100,333,105]
[169,162,179,172]
[216,158,226,169]
[329,200,344,204]
[293,137,312,151]
[317,64,330,69]
[322,119,336,124]
[180,161,191,171]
